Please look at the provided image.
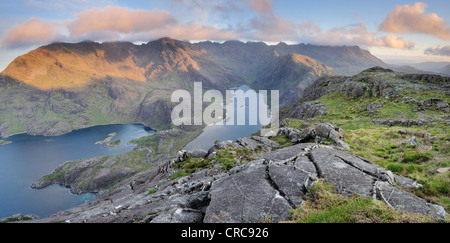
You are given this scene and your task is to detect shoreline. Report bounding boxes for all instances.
[0,140,12,146]
[0,122,157,140]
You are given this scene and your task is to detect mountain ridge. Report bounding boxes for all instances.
[0,37,384,137]
[1,37,384,90]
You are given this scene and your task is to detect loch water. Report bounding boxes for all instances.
[0,124,154,219]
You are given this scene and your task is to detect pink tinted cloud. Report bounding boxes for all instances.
[314,22,415,49]
[377,35,415,49]
[2,18,55,48]
[380,2,450,40]
[68,6,178,38]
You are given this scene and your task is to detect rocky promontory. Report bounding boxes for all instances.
[30,131,446,223]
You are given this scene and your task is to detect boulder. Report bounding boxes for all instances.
[405,136,419,146]
[351,83,365,97]
[236,136,281,151]
[278,127,302,139]
[315,123,344,142]
[285,101,328,119]
[417,98,449,112]
[186,149,208,159]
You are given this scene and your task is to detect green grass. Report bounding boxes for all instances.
[215,149,238,170]
[170,147,261,180]
[270,134,292,148]
[282,90,450,212]
[148,188,156,195]
[108,139,121,146]
[288,180,439,223]
[171,149,238,179]
[0,140,12,146]
[402,152,432,164]
[0,216,34,223]
[130,127,204,160]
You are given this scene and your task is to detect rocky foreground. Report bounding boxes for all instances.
[31,132,446,223]
[28,67,449,223]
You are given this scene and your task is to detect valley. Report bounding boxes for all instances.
[0,38,448,223]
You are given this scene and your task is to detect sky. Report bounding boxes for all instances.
[1,0,450,71]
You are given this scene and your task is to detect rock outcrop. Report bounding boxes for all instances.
[302,67,450,102]
[280,123,350,150]
[30,136,446,223]
[284,101,328,119]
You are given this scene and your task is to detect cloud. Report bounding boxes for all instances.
[0,1,417,51]
[377,35,415,49]
[313,22,415,49]
[68,6,178,38]
[156,23,238,41]
[380,2,450,40]
[1,18,55,48]
[25,0,118,14]
[246,15,299,41]
[424,45,450,56]
[240,0,273,14]
[66,6,238,42]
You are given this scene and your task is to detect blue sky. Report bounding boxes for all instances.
[1,0,450,71]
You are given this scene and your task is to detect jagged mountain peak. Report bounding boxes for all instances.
[1,37,384,92]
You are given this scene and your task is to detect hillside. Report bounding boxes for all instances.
[441,65,450,76]
[0,38,383,137]
[254,53,332,104]
[25,67,449,223]
[280,67,450,213]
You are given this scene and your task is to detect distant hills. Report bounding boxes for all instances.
[0,37,385,136]
[441,64,450,76]
[385,61,450,76]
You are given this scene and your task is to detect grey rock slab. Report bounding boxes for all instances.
[329,149,392,182]
[186,149,208,159]
[378,183,446,219]
[394,175,422,189]
[309,148,375,197]
[204,164,292,223]
[294,155,318,175]
[236,136,281,150]
[268,164,315,206]
[261,143,316,162]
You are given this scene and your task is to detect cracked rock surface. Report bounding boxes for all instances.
[31,140,446,223]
